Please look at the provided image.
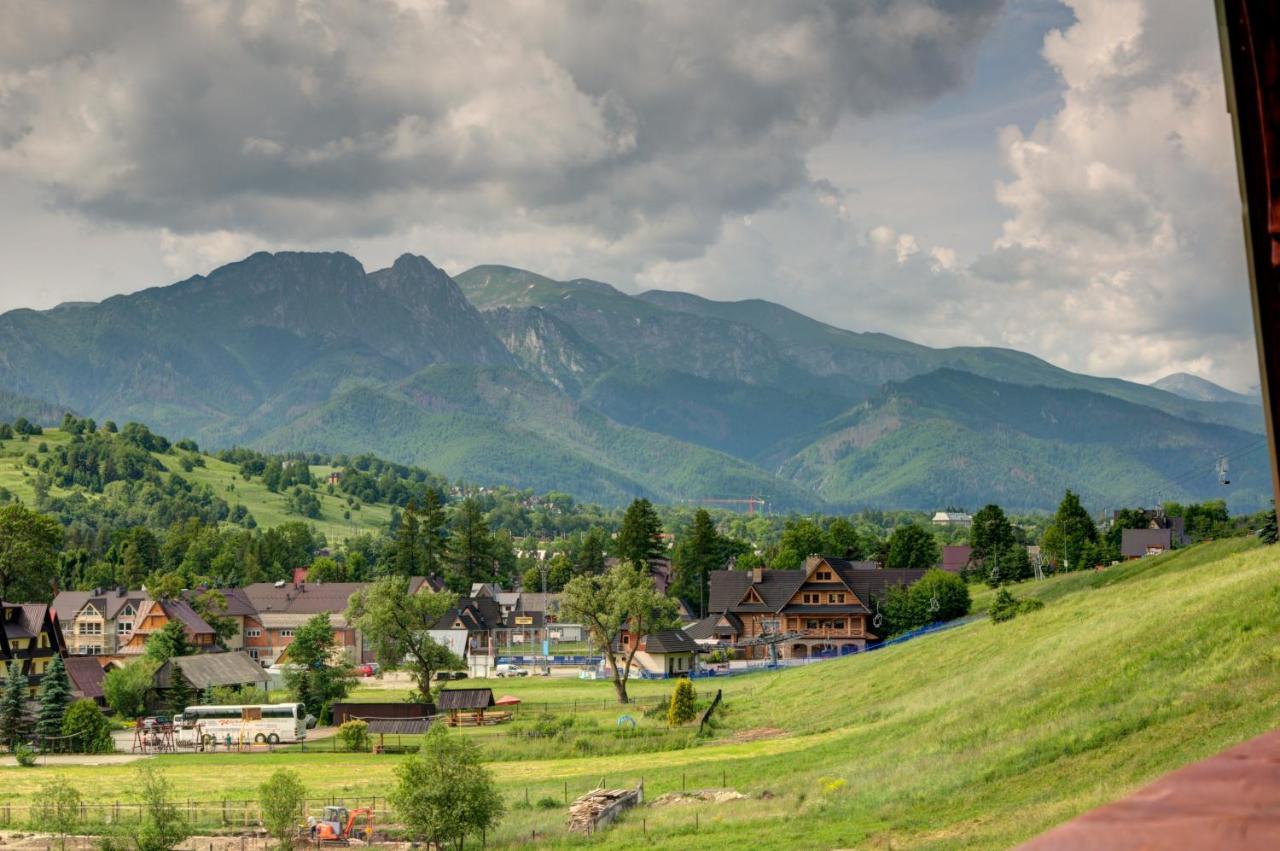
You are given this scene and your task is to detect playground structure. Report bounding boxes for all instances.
[131,720,176,754]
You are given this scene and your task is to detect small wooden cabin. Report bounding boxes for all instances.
[438,687,498,726]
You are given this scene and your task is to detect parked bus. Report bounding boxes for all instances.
[176,702,306,747]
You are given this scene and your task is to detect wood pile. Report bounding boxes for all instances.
[567,783,644,834]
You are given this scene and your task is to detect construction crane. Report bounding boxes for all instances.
[692,497,768,516]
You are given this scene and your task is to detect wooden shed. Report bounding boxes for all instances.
[437,687,500,726]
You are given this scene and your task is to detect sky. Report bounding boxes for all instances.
[0,0,1259,391]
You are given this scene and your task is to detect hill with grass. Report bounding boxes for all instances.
[2,538,1277,849]
[0,251,1265,510]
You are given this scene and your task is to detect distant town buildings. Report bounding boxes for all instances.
[932,511,973,527]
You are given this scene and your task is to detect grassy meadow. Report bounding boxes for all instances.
[4,537,1280,847]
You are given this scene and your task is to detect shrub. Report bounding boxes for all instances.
[259,769,308,851]
[14,743,37,767]
[1019,598,1046,615]
[989,588,1043,623]
[643,695,670,719]
[536,796,560,810]
[135,764,189,851]
[62,699,115,754]
[668,679,697,726]
[338,719,371,752]
[38,778,81,848]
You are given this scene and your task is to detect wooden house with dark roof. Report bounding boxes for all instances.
[0,602,65,698]
[705,556,928,659]
[616,627,700,677]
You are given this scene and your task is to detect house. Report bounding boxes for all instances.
[63,656,110,707]
[52,587,149,656]
[116,598,217,657]
[1112,509,1189,546]
[932,511,973,527]
[705,556,928,659]
[0,602,65,698]
[940,546,974,574]
[239,580,368,665]
[429,596,504,659]
[1121,528,1174,559]
[154,651,272,698]
[684,612,743,647]
[618,628,699,677]
[192,587,257,651]
[326,471,342,486]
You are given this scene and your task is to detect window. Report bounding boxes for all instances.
[806,620,818,630]
[828,593,837,603]
[247,648,260,660]
[85,646,101,655]
[815,570,832,580]
[833,621,845,630]
[277,629,294,638]
[117,621,133,635]
[78,622,102,635]
[245,628,262,638]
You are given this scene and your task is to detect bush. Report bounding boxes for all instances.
[338,719,371,752]
[135,764,189,851]
[989,588,1043,623]
[14,743,37,767]
[259,769,308,851]
[62,699,115,754]
[536,796,560,810]
[39,778,81,848]
[667,679,697,726]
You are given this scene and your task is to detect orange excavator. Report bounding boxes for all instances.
[308,806,375,845]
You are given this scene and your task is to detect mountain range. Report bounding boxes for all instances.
[0,251,1267,511]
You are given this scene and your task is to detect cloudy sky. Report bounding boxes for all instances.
[0,0,1258,391]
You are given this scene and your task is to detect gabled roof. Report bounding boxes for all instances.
[241,581,368,618]
[643,628,699,654]
[407,575,446,595]
[53,589,148,622]
[437,688,496,710]
[707,570,751,613]
[433,597,504,631]
[154,651,270,690]
[940,546,974,573]
[1121,528,1173,557]
[64,656,108,699]
[158,599,216,636]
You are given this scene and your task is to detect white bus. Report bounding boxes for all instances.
[176,703,307,747]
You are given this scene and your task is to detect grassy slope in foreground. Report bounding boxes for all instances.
[3,539,1279,849]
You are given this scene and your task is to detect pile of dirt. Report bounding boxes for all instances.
[650,789,747,807]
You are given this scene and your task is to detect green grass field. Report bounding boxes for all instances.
[5,537,1279,848]
[0,430,392,545]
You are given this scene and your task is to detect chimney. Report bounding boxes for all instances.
[752,567,764,584]
[292,567,308,585]
[117,586,126,597]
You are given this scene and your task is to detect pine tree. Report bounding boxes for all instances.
[35,656,73,749]
[447,497,495,592]
[616,499,664,566]
[419,489,448,578]
[167,664,195,717]
[394,499,422,576]
[672,510,721,616]
[0,661,30,750]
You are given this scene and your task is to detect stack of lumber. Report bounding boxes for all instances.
[567,784,643,834]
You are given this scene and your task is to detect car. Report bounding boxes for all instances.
[495,664,528,678]
[357,663,376,677]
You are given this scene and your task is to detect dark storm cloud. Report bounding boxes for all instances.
[0,0,1004,253]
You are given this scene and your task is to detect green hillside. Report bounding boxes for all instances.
[0,429,393,544]
[777,369,1270,511]
[255,365,822,509]
[4,539,1277,849]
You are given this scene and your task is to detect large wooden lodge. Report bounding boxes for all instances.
[693,556,927,660]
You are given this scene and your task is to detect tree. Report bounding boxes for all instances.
[394,499,423,575]
[166,663,195,716]
[561,561,679,704]
[103,659,159,719]
[418,488,448,578]
[135,764,189,851]
[35,656,73,748]
[571,527,609,576]
[671,509,722,616]
[446,497,495,591]
[145,619,193,663]
[62,698,114,753]
[189,589,238,646]
[970,505,1014,575]
[307,556,349,583]
[259,769,308,851]
[1260,503,1277,544]
[615,498,664,566]
[390,724,504,850]
[873,570,971,637]
[667,678,696,726]
[38,778,81,850]
[346,578,462,699]
[825,517,864,559]
[283,612,356,721]
[1045,490,1098,571]
[0,503,62,601]
[775,518,827,569]
[0,661,29,750]
[885,524,941,569]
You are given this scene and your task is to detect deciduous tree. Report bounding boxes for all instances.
[391,724,504,849]
[0,503,62,602]
[885,524,941,569]
[346,578,461,699]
